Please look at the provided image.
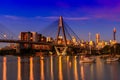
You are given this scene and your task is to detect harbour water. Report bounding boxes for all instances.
[0,55,120,80]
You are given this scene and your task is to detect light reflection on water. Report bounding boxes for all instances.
[58,56,63,80]
[17,57,21,80]
[30,57,34,80]
[0,56,120,80]
[40,56,44,80]
[3,56,7,80]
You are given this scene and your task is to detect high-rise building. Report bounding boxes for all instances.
[37,34,42,42]
[72,36,77,45]
[20,32,32,41]
[96,33,100,44]
[20,31,44,48]
[46,37,53,42]
[19,31,49,49]
[20,32,32,48]
[31,32,38,42]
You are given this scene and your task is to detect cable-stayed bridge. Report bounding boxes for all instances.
[0,16,81,55]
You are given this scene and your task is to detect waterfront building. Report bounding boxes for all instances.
[57,36,64,44]
[19,31,53,50]
[89,40,95,49]
[31,32,38,42]
[37,34,42,42]
[72,36,78,45]
[46,37,53,42]
[20,32,32,41]
[96,33,100,45]
[41,36,46,42]
[110,40,117,45]
[20,31,44,42]
[96,41,105,49]
[80,40,87,48]
[66,39,71,45]
[96,40,110,50]
[20,32,32,48]
[19,32,46,48]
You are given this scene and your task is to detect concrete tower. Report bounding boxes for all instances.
[56,16,67,46]
[113,27,116,41]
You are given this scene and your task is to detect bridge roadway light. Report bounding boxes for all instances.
[3,34,7,39]
[18,35,21,40]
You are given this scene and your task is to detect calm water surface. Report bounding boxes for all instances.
[0,55,120,80]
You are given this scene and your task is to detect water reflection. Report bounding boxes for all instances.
[40,56,44,80]
[108,62,120,80]
[30,57,34,80]
[80,65,85,80]
[17,57,21,80]
[58,56,63,80]
[3,56,7,80]
[1,56,120,80]
[50,56,54,80]
[66,56,70,80]
[21,57,29,80]
[73,56,79,80]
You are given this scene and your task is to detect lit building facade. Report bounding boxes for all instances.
[19,31,47,49]
[20,32,32,41]
[96,33,100,45]
[72,36,78,45]
[20,32,32,48]
[46,37,53,42]
[19,31,53,50]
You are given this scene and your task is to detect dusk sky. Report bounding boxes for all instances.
[0,0,120,42]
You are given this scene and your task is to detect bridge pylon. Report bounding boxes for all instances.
[56,16,67,46]
[55,16,68,56]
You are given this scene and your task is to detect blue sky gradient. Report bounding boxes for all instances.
[0,0,120,41]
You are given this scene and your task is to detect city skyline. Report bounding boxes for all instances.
[0,0,120,42]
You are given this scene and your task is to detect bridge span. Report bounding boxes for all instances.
[0,39,52,45]
[0,16,81,55]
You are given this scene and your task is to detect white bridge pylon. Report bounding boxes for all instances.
[54,46,68,56]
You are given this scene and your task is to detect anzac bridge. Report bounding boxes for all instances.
[0,16,81,55]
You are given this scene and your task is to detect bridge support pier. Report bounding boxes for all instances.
[16,43,25,53]
[16,43,20,53]
[54,46,68,56]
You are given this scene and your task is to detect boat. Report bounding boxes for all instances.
[80,56,95,63]
[106,45,119,62]
[106,57,119,62]
[106,28,119,62]
[80,32,96,63]
[106,55,119,62]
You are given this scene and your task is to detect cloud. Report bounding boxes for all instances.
[80,1,120,21]
[35,16,59,20]
[35,16,89,21]
[64,17,89,20]
[44,16,59,19]
[1,15,90,21]
[3,15,21,20]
